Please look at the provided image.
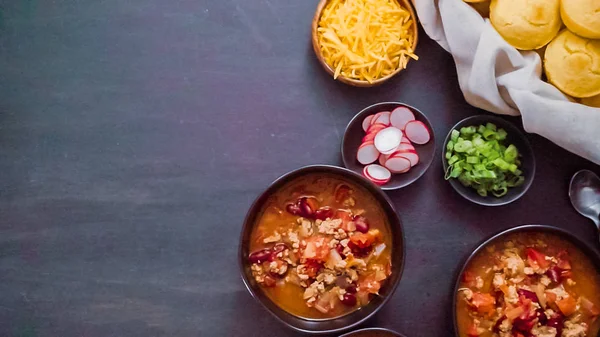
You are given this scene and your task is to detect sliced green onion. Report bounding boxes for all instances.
[444,122,524,198]
[451,129,460,142]
[454,140,473,153]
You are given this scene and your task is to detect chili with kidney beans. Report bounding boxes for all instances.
[456,232,600,337]
[247,174,393,318]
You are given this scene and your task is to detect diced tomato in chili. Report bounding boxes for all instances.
[557,258,572,270]
[263,275,276,287]
[525,248,550,269]
[556,250,572,270]
[463,271,476,284]
[466,323,479,337]
[358,274,381,294]
[334,185,352,203]
[470,292,496,315]
[304,259,323,278]
[336,210,352,229]
[556,296,577,316]
[303,236,331,261]
[349,232,376,249]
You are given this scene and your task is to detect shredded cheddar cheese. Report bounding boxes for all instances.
[317,0,418,83]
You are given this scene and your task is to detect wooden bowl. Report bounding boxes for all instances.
[311,0,419,87]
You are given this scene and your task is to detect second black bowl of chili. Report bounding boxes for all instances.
[453,224,600,337]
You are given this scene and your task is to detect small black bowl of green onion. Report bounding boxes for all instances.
[442,115,535,206]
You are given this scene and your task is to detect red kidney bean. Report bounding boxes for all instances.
[345,285,357,294]
[513,305,539,334]
[517,289,539,303]
[341,293,357,306]
[248,249,273,264]
[298,197,314,217]
[286,203,302,216]
[348,241,372,257]
[545,267,561,283]
[353,215,369,233]
[314,207,334,220]
[271,242,288,259]
[272,243,288,254]
[546,312,564,336]
[535,308,547,325]
[306,197,319,211]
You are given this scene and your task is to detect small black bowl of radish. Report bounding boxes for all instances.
[341,102,436,190]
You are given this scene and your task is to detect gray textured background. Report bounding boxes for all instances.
[1,0,598,336]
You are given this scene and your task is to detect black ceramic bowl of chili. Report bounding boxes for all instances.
[239,165,405,334]
[453,224,600,337]
[339,327,408,337]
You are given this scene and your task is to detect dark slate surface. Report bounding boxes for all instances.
[0,1,598,336]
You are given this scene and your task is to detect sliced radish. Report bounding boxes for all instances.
[390,107,415,130]
[371,111,390,126]
[397,143,415,152]
[366,123,387,135]
[357,141,380,165]
[384,156,411,173]
[374,127,403,155]
[401,138,412,145]
[378,154,387,166]
[362,115,374,132]
[391,150,419,167]
[362,166,385,183]
[404,121,430,145]
[362,168,386,185]
[363,164,391,185]
[369,112,382,125]
[362,132,377,143]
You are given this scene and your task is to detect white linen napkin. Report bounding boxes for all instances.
[413,0,600,164]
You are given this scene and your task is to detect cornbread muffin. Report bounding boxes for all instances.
[581,94,600,108]
[490,0,561,50]
[544,30,600,98]
[467,0,490,18]
[561,0,600,39]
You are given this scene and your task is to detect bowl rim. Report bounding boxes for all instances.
[339,327,408,337]
[441,114,536,206]
[341,101,437,191]
[238,164,406,334]
[310,0,419,87]
[451,224,600,337]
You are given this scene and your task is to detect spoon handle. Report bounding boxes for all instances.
[595,217,600,246]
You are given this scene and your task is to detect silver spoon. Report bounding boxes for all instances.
[569,169,600,244]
